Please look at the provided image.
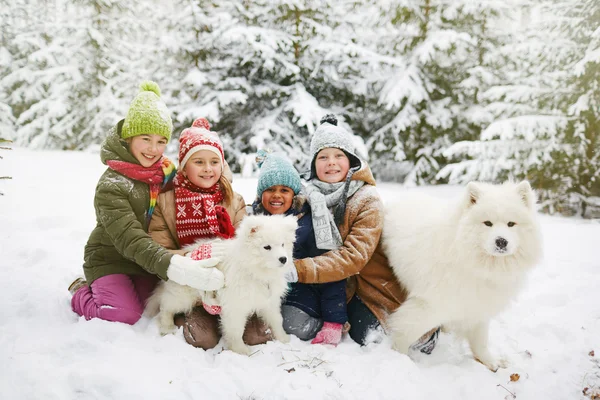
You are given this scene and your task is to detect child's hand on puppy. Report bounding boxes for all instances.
[189,239,227,262]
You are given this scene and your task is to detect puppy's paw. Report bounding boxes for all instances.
[391,335,411,354]
[229,343,252,356]
[159,325,177,336]
[475,354,507,372]
[276,333,290,344]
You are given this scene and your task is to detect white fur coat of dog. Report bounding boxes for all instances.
[146,214,298,355]
[382,181,542,371]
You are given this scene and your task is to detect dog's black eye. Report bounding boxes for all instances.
[281,243,284,247]
[484,221,493,227]
[263,245,271,250]
[508,222,516,227]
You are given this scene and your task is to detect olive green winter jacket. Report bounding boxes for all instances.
[82,120,174,284]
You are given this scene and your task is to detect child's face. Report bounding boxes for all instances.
[128,134,167,167]
[261,185,294,215]
[183,150,222,188]
[315,148,350,183]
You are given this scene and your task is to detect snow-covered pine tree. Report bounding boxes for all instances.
[0,1,16,140]
[169,0,375,173]
[0,101,14,142]
[1,0,170,149]
[559,0,600,216]
[439,0,598,217]
[0,0,75,148]
[437,2,563,186]
[67,0,171,148]
[154,0,242,158]
[366,0,515,184]
[0,138,12,195]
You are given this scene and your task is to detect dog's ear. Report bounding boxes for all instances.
[280,215,298,245]
[516,180,535,209]
[466,182,482,207]
[248,220,262,236]
[282,215,298,233]
[239,215,262,236]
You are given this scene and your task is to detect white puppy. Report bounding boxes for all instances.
[383,181,542,371]
[146,214,298,355]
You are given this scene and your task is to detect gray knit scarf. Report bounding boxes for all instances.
[304,168,364,250]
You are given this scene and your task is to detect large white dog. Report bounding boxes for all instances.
[146,214,298,355]
[383,181,542,371]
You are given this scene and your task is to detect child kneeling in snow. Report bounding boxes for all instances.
[69,82,223,325]
[281,115,439,351]
[251,150,349,346]
[148,118,271,349]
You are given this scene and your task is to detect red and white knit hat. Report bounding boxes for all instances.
[178,118,225,171]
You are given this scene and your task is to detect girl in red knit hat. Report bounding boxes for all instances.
[148,117,272,349]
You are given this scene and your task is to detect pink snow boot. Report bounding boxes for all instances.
[311,322,343,346]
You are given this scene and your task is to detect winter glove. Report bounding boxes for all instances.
[189,239,227,261]
[201,290,222,315]
[283,263,299,283]
[167,254,224,291]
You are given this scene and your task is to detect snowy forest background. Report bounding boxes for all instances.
[1,0,598,217]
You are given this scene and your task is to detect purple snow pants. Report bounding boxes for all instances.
[71,274,158,325]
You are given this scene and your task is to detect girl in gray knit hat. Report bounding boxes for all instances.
[283,115,439,351]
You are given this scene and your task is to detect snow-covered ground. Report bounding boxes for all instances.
[1,148,599,400]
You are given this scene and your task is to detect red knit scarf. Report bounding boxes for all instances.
[106,157,176,226]
[173,173,235,247]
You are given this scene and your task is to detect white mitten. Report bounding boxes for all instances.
[189,239,227,261]
[283,263,299,283]
[167,254,224,291]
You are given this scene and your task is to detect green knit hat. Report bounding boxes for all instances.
[121,81,173,141]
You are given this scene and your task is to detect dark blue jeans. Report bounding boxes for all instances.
[284,280,347,324]
[347,295,381,345]
[283,294,439,351]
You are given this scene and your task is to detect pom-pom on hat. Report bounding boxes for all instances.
[256,149,302,197]
[121,81,173,142]
[178,118,225,171]
[309,114,361,179]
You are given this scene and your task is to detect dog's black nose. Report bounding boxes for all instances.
[495,237,508,249]
[279,256,287,264]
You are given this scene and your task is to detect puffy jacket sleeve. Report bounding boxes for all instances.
[148,192,179,251]
[230,192,247,227]
[96,180,173,280]
[294,188,383,284]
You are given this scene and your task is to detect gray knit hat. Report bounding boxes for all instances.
[309,114,361,179]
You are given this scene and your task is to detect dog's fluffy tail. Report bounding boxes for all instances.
[144,286,163,317]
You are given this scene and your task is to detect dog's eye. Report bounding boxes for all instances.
[281,243,284,247]
[263,245,271,250]
[508,222,516,227]
[483,221,493,227]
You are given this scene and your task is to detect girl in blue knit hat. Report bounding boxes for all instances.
[251,150,348,345]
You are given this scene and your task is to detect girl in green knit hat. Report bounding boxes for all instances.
[68,81,225,325]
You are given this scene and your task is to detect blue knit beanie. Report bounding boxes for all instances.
[256,150,302,197]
